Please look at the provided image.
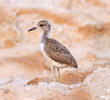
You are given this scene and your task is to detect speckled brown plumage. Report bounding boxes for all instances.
[28,20,78,81]
[44,38,78,68]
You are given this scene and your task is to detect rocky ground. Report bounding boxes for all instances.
[0,0,110,100]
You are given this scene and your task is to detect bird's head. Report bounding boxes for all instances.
[28,20,51,32]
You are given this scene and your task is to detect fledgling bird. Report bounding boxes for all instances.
[28,20,78,82]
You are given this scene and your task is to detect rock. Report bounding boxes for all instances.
[26,77,39,85]
[61,70,93,84]
[0,6,22,48]
[4,39,16,48]
[0,0,109,100]
[83,67,110,100]
[0,82,96,100]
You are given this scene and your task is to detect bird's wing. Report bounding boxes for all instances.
[44,38,74,65]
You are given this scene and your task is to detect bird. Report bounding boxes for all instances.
[28,20,78,82]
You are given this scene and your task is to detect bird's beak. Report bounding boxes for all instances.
[28,27,37,31]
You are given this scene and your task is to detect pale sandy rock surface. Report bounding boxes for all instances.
[83,67,110,100]
[0,0,110,100]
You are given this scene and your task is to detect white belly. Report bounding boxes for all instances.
[40,43,67,68]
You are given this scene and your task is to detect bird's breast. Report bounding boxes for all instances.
[40,43,46,55]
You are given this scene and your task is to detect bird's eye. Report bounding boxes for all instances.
[40,24,43,27]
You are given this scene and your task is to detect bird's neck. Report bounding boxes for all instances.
[41,30,50,43]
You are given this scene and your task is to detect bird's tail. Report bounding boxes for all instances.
[71,58,78,68]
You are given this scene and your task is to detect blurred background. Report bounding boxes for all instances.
[0,0,110,100]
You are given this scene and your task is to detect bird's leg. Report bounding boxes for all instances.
[57,67,61,82]
[52,66,56,81]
